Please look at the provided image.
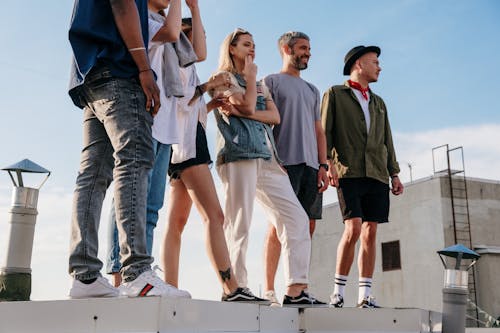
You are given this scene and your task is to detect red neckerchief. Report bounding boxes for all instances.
[348,80,369,101]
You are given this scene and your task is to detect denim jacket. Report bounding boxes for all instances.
[214,73,280,166]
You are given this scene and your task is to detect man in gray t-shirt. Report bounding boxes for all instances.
[262,31,329,305]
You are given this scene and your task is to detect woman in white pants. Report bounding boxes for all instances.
[211,28,326,307]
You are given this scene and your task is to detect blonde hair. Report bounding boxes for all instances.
[217,28,252,73]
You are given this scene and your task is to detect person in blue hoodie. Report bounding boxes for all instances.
[67,0,182,298]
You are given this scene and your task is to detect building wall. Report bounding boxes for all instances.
[466,178,500,320]
[310,175,500,319]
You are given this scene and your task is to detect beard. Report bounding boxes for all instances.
[291,52,308,70]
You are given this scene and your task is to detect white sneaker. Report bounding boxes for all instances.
[69,276,119,299]
[264,290,281,307]
[119,269,191,298]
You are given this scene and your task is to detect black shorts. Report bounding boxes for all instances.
[168,122,212,179]
[284,163,323,220]
[337,177,389,223]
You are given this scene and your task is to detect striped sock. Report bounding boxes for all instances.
[358,277,372,303]
[333,274,348,297]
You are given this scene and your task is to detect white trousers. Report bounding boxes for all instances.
[217,156,311,287]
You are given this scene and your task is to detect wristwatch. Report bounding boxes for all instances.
[319,163,329,171]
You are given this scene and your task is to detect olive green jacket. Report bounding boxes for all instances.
[320,82,400,184]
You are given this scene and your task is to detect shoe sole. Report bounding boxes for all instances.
[224,300,272,305]
[282,303,330,308]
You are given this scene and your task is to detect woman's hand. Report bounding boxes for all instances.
[218,100,238,117]
[185,0,198,10]
[207,96,229,112]
[242,54,257,80]
[207,72,233,91]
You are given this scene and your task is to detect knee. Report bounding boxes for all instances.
[343,224,361,244]
[204,209,225,228]
[168,216,188,237]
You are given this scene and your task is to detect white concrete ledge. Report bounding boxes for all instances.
[0,297,442,333]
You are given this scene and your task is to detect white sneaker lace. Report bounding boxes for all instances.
[366,295,377,306]
[143,268,169,292]
[242,287,256,297]
[304,290,318,301]
[264,290,279,303]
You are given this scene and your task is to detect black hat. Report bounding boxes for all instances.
[343,45,381,75]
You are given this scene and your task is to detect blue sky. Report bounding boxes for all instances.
[0,0,499,301]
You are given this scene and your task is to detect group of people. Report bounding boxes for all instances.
[67,0,403,309]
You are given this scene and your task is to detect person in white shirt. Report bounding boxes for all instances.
[159,3,266,303]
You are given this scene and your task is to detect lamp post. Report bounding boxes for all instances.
[0,159,50,301]
[438,244,480,333]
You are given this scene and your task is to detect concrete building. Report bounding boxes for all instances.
[309,174,500,326]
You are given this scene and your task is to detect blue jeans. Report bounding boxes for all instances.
[69,67,154,282]
[106,139,171,274]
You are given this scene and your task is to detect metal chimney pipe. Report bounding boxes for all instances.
[438,245,480,333]
[442,269,468,333]
[0,187,39,301]
[0,159,50,301]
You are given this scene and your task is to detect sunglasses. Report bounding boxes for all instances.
[230,28,250,45]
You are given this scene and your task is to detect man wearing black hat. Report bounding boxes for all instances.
[320,45,404,308]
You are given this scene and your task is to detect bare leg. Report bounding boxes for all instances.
[111,272,121,287]
[358,222,377,278]
[309,219,316,236]
[335,218,362,276]
[181,164,238,294]
[263,223,281,292]
[162,180,192,287]
[264,216,316,294]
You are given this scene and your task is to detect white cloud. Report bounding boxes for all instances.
[0,123,498,301]
[394,124,500,183]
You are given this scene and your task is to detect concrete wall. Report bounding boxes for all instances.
[309,175,500,319]
[441,177,500,319]
[474,248,500,322]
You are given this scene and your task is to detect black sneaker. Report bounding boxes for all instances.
[222,287,271,305]
[357,296,381,308]
[329,293,344,308]
[282,290,328,308]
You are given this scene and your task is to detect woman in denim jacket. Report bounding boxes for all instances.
[211,29,326,306]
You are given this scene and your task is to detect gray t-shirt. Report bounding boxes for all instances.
[264,73,320,169]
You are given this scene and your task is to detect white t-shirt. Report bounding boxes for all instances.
[351,88,371,133]
[147,18,178,145]
[170,65,207,164]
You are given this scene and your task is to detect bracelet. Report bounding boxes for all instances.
[319,163,329,171]
[195,83,206,95]
[129,47,146,52]
[138,68,152,74]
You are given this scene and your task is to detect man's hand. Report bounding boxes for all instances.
[391,176,404,195]
[138,70,160,116]
[327,167,339,187]
[317,167,329,193]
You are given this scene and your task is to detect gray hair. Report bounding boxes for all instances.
[278,31,310,52]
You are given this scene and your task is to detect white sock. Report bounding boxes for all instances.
[358,277,372,303]
[333,274,348,297]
